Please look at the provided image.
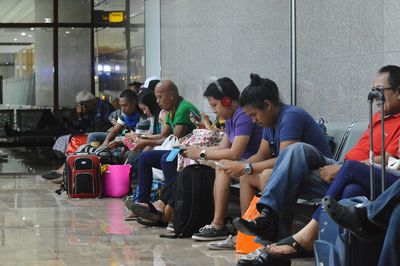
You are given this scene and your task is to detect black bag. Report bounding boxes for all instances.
[173,164,215,238]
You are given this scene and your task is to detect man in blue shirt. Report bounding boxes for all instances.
[218,74,333,245]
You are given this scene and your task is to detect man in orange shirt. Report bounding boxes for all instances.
[234,65,400,265]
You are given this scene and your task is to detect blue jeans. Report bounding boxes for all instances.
[257,143,333,226]
[87,132,108,144]
[364,178,400,266]
[312,160,400,221]
[136,150,177,203]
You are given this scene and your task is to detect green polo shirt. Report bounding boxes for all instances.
[166,99,199,134]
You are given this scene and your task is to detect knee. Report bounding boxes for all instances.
[138,150,153,165]
[342,183,367,198]
[341,160,361,172]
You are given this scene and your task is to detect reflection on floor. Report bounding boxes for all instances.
[0,147,313,265]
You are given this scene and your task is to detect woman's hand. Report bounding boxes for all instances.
[182,145,202,160]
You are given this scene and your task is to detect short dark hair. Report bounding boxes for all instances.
[203,77,240,100]
[119,89,138,104]
[378,65,400,90]
[240,73,281,109]
[147,79,160,91]
[129,81,142,89]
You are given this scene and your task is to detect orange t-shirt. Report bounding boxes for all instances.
[344,112,400,161]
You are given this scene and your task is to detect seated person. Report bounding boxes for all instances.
[125,80,199,206]
[42,91,114,180]
[322,176,400,266]
[127,77,263,233]
[123,91,162,177]
[220,73,333,218]
[98,89,142,150]
[235,65,400,264]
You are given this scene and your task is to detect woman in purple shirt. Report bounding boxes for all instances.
[184,77,263,241]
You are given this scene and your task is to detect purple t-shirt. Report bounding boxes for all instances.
[224,107,263,159]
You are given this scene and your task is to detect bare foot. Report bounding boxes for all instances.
[266,219,318,255]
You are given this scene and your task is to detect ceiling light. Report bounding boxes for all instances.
[65,31,70,34]
[30,27,34,31]
[44,18,52,23]
[28,35,32,38]
[21,32,26,36]
[14,38,17,41]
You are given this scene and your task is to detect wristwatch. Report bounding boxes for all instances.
[199,149,207,160]
[244,163,253,175]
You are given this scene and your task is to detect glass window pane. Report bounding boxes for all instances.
[0,0,53,23]
[129,0,145,83]
[0,28,53,106]
[59,28,91,107]
[95,27,127,97]
[59,0,91,23]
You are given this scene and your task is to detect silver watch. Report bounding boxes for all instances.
[244,163,253,175]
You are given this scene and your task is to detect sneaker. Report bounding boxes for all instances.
[238,247,265,262]
[207,234,236,250]
[167,222,174,232]
[192,224,229,241]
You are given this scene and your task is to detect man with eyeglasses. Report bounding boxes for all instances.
[233,65,400,265]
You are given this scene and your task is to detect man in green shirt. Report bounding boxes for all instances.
[132,80,199,150]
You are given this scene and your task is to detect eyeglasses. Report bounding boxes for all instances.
[372,86,396,92]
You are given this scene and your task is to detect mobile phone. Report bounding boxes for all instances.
[214,161,224,168]
[190,111,202,122]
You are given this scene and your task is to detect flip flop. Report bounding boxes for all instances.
[136,217,168,228]
[42,170,62,180]
[267,236,314,260]
[127,202,162,221]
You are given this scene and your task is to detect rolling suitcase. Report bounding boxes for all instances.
[63,154,101,198]
[314,88,386,266]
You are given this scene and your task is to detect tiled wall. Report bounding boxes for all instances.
[160,0,400,122]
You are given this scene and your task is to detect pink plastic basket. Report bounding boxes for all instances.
[102,164,131,198]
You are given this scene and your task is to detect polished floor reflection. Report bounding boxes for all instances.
[0,147,313,266]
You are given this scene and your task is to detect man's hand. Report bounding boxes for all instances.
[107,141,119,151]
[132,139,149,151]
[319,164,341,184]
[220,160,245,177]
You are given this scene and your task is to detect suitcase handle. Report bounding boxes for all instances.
[368,88,386,200]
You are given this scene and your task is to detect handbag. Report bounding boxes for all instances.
[154,134,180,150]
[236,196,264,254]
[177,129,223,171]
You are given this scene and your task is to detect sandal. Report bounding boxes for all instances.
[267,236,314,260]
[127,202,162,221]
[137,217,168,228]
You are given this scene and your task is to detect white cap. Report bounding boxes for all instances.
[143,76,160,88]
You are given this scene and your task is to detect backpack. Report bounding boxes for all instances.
[173,164,215,237]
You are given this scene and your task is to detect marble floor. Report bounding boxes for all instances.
[0,147,313,266]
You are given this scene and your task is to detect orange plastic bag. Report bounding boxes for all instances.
[236,196,264,254]
[66,134,88,155]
